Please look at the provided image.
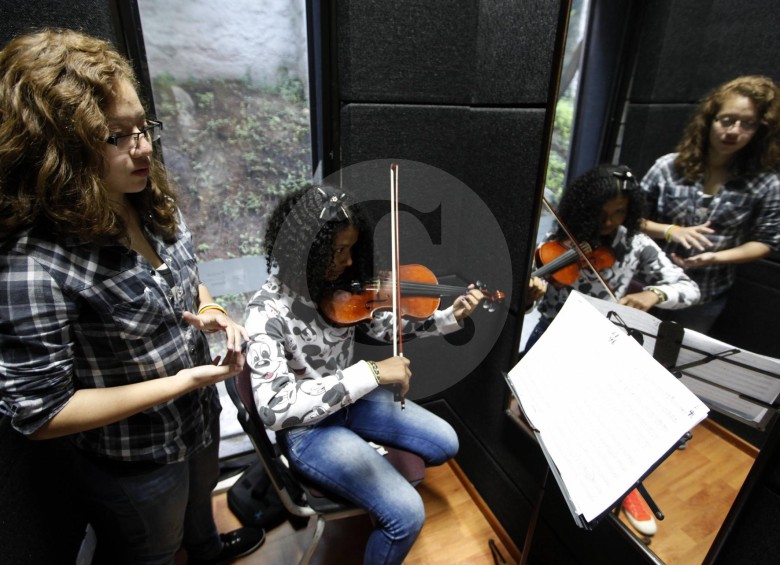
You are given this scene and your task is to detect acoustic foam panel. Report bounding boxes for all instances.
[619,103,696,178]
[0,0,118,48]
[630,0,780,103]
[340,102,545,312]
[336,0,561,105]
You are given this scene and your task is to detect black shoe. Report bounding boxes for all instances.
[189,527,266,564]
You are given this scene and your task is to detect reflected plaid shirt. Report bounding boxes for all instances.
[0,216,219,463]
[641,153,780,302]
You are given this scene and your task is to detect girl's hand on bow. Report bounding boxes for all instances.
[374,356,412,396]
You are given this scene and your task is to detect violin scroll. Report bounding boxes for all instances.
[532,240,615,287]
[474,280,505,312]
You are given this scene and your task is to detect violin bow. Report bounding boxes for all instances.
[390,163,406,410]
[541,196,618,302]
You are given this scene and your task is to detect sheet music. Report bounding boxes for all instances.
[581,294,780,407]
[679,376,773,428]
[508,291,708,526]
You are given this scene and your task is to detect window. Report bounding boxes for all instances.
[136,0,313,457]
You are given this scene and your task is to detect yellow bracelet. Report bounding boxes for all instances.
[366,360,381,385]
[197,302,227,316]
[664,224,680,242]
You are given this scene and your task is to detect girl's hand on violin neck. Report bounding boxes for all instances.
[526,277,548,305]
[374,356,412,396]
[453,287,485,321]
[618,291,661,312]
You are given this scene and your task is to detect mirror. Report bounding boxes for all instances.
[510,0,779,562]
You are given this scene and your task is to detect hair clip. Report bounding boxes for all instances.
[611,169,636,192]
[317,187,350,221]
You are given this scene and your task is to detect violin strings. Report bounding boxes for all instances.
[532,242,592,278]
[376,277,469,296]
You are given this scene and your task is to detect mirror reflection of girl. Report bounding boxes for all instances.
[245,184,483,564]
[641,76,780,333]
[524,164,701,537]
[524,164,700,352]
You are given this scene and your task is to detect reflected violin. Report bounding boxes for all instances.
[532,240,615,287]
[320,263,505,326]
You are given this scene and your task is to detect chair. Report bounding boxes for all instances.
[225,363,425,564]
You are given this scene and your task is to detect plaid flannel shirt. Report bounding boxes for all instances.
[0,215,219,463]
[641,153,780,302]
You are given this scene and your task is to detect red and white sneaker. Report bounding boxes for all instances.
[622,488,657,536]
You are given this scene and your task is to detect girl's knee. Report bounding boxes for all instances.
[427,423,459,465]
[381,487,425,539]
[398,492,426,538]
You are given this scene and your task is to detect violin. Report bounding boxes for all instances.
[320,263,505,326]
[532,240,615,287]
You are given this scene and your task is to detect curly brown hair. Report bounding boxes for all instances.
[675,75,780,181]
[0,28,178,243]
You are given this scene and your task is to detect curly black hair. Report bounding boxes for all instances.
[555,164,645,245]
[264,184,374,303]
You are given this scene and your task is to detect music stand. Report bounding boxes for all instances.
[582,295,780,431]
[505,292,708,563]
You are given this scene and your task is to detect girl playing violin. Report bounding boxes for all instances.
[244,184,483,564]
[524,163,701,537]
[525,164,701,352]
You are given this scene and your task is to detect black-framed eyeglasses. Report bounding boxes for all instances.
[105,119,163,152]
[713,115,760,132]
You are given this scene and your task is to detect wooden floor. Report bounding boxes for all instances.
[209,461,518,565]
[198,418,755,565]
[616,419,757,564]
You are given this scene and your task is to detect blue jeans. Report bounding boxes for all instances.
[277,387,458,565]
[73,418,222,565]
[523,317,552,354]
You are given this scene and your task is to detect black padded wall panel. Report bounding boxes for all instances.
[0,0,119,48]
[337,1,476,104]
[0,418,87,565]
[473,1,561,104]
[337,0,562,105]
[631,0,780,103]
[0,1,128,561]
[710,261,780,359]
[619,103,694,176]
[340,103,545,312]
[328,2,626,561]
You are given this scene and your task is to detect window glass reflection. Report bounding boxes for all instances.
[137,0,312,456]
